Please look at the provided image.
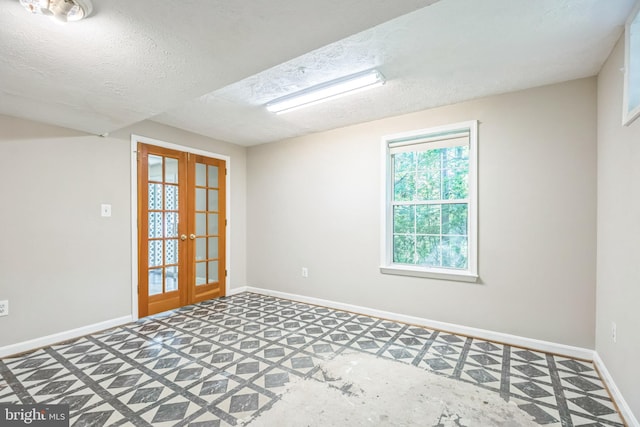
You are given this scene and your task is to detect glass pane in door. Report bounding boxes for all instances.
[196,163,206,186]
[147,154,180,296]
[208,261,219,282]
[196,262,206,285]
[148,155,163,181]
[165,158,179,183]
[149,184,162,210]
[193,160,222,287]
[196,238,206,261]
[149,268,162,296]
[166,266,178,291]
[149,240,162,267]
[166,239,178,264]
[207,165,218,187]
[208,190,218,211]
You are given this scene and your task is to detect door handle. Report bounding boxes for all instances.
[189,234,196,240]
[180,234,187,241]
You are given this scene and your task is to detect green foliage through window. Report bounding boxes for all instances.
[391,144,469,269]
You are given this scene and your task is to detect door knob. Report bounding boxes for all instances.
[189,234,196,240]
[180,234,187,241]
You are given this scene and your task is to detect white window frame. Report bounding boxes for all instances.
[380,120,478,282]
[623,0,640,126]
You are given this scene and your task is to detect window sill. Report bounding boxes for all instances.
[379,265,478,283]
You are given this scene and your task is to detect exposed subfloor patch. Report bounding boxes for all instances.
[0,292,625,426]
[247,350,539,426]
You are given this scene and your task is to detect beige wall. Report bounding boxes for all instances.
[596,37,640,418]
[247,78,597,348]
[0,116,247,347]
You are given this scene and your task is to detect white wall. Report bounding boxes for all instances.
[596,36,640,419]
[0,116,247,348]
[247,78,597,348]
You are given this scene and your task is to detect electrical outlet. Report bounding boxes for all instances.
[611,322,617,343]
[301,267,309,278]
[0,300,8,317]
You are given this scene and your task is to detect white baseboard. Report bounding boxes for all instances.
[227,286,249,296]
[0,315,133,359]
[243,286,595,360]
[593,353,639,427]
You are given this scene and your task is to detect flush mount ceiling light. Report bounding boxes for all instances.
[20,0,92,22]
[266,69,386,114]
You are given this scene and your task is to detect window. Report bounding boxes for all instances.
[623,0,640,126]
[380,120,478,281]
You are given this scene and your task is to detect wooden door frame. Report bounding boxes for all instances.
[130,134,231,321]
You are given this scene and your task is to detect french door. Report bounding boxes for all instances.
[137,143,226,317]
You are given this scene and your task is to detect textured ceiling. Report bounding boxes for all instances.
[0,0,636,146]
[0,0,431,135]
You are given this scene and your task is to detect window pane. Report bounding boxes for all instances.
[416,205,441,235]
[393,152,415,201]
[393,235,415,264]
[148,183,162,210]
[417,149,441,170]
[148,155,162,181]
[196,238,206,261]
[442,204,468,235]
[195,163,206,187]
[165,158,178,183]
[208,237,219,259]
[166,266,178,291]
[393,205,414,234]
[393,152,415,172]
[441,236,468,269]
[208,165,219,188]
[148,212,162,238]
[393,170,415,202]
[208,189,219,211]
[164,212,178,238]
[165,185,178,210]
[442,168,468,199]
[416,169,441,200]
[148,268,162,296]
[195,188,206,211]
[196,213,206,235]
[417,236,441,267]
[165,239,178,265]
[208,260,219,283]
[196,262,207,285]
[442,146,469,199]
[208,213,219,235]
[445,146,469,166]
[148,240,162,267]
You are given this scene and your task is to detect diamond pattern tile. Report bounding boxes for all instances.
[423,357,453,371]
[513,363,548,378]
[465,368,499,384]
[512,381,554,399]
[518,402,559,424]
[0,292,624,427]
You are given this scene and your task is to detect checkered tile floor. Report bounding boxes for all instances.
[0,292,625,426]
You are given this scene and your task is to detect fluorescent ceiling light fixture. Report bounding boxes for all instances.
[20,0,93,22]
[266,69,386,114]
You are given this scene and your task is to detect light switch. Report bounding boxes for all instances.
[101,204,112,217]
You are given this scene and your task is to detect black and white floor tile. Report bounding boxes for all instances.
[0,292,625,426]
